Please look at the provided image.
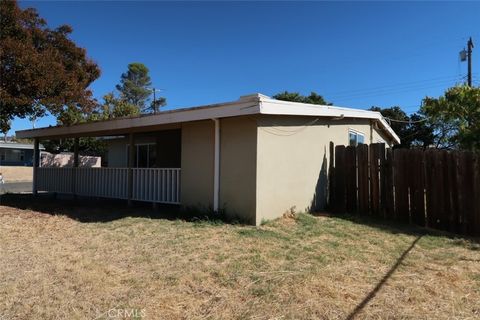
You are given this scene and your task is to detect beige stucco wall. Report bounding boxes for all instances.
[255,115,391,223]
[371,124,392,145]
[180,120,215,209]
[103,115,394,225]
[219,116,257,224]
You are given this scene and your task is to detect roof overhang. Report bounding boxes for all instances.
[0,143,45,150]
[15,93,400,144]
[15,98,261,139]
[259,98,401,144]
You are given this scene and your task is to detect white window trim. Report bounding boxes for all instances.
[348,128,366,146]
[125,143,156,168]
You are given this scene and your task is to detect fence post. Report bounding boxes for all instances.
[409,149,426,227]
[425,150,437,229]
[334,145,346,213]
[384,148,394,219]
[328,141,335,209]
[445,152,457,233]
[394,149,409,223]
[357,144,369,214]
[127,133,135,206]
[378,144,387,219]
[460,152,475,236]
[473,154,480,236]
[345,146,357,213]
[369,143,383,217]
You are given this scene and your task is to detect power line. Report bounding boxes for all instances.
[384,117,427,124]
[327,75,459,97]
[337,35,469,69]
[330,76,461,100]
[332,79,460,103]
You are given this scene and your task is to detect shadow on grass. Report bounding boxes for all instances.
[315,212,479,319]
[319,212,480,244]
[0,193,240,225]
[346,234,423,320]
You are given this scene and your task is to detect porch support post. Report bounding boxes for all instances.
[32,138,40,196]
[128,133,135,206]
[72,138,79,198]
[212,118,220,212]
[73,138,79,167]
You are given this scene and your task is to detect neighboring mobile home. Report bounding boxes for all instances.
[16,93,400,225]
[0,141,44,166]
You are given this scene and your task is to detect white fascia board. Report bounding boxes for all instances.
[16,100,261,139]
[376,117,401,144]
[259,98,401,144]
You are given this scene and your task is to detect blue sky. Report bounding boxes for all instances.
[12,1,480,133]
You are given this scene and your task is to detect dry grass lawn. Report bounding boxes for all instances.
[0,195,479,320]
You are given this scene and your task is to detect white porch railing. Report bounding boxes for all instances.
[36,167,181,204]
[37,167,75,194]
[76,168,129,199]
[132,168,181,204]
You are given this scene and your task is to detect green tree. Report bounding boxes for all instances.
[273,91,331,105]
[422,85,480,151]
[1,120,11,142]
[43,105,107,156]
[0,0,100,133]
[369,106,434,149]
[150,95,167,113]
[101,93,140,118]
[408,113,435,148]
[115,63,152,109]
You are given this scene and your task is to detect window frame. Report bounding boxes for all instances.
[348,129,366,147]
[125,143,156,168]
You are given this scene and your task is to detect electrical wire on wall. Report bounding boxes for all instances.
[249,116,322,137]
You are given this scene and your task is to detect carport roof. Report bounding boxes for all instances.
[15,93,400,144]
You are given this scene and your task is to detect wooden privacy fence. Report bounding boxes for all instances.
[329,143,480,236]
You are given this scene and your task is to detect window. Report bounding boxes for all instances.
[349,130,365,146]
[126,143,156,168]
[20,151,25,161]
[138,145,149,167]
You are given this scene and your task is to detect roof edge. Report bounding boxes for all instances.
[259,98,401,144]
[15,92,400,144]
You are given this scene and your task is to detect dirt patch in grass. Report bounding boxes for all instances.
[0,197,479,319]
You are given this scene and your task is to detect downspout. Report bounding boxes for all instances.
[212,118,220,212]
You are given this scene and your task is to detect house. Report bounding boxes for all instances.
[0,141,44,166]
[15,93,400,225]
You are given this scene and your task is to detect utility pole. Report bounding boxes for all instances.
[147,87,163,114]
[467,37,474,87]
[153,88,157,114]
